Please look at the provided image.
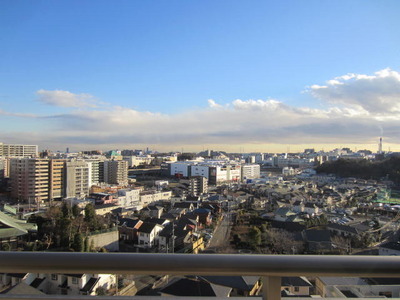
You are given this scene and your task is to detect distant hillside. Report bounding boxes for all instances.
[316,157,400,184]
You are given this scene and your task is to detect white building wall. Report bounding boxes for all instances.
[190,165,209,178]
[170,162,191,177]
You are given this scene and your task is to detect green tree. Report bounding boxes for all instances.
[72,204,81,218]
[61,202,70,219]
[84,204,98,230]
[71,233,84,252]
[248,226,261,249]
[84,236,89,252]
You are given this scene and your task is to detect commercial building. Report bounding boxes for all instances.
[123,155,153,167]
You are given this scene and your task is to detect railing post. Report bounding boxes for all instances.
[262,276,281,300]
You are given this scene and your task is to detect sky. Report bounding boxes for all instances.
[1,0,400,153]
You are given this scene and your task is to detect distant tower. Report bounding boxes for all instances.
[378,137,383,154]
[66,147,69,154]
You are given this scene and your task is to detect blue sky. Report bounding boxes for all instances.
[1,1,400,152]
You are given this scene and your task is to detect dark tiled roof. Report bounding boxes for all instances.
[119,217,140,228]
[30,277,45,288]
[327,223,358,234]
[80,277,100,293]
[161,278,228,296]
[173,202,193,209]
[138,222,158,234]
[305,230,331,242]
[65,274,84,278]
[147,218,167,225]
[380,241,400,251]
[201,276,259,291]
[282,277,312,287]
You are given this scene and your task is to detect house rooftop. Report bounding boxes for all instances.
[138,222,158,234]
[80,277,100,293]
[380,241,400,251]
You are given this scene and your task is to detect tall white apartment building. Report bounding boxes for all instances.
[0,143,38,157]
[10,158,50,203]
[85,159,101,186]
[65,161,90,198]
[241,164,261,181]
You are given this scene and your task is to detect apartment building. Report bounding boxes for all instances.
[10,158,50,203]
[117,188,141,210]
[103,160,128,185]
[189,176,208,196]
[85,159,101,186]
[65,161,90,198]
[49,159,66,201]
[241,164,261,181]
[0,143,38,157]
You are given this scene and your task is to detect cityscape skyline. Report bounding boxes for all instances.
[1,1,399,152]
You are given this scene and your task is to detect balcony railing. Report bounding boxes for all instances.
[1,252,400,300]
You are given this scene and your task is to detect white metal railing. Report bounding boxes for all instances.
[1,252,400,300]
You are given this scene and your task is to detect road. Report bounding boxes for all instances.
[207,213,232,252]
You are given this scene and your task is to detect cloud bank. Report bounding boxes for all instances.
[36,90,99,108]
[3,68,400,151]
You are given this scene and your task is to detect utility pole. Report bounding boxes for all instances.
[172,224,175,254]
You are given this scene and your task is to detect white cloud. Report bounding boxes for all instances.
[310,68,400,114]
[207,99,222,108]
[4,68,400,150]
[36,89,99,108]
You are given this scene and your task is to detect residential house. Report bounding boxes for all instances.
[0,210,37,250]
[304,203,319,216]
[118,218,143,243]
[201,276,262,297]
[316,277,400,298]
[140,205,163,219]
[273,207,296,222]
[303,229,332,253]
[0,273,115,296]
[292,201,304,213]
[160,277,231,297]
[137,222,163,248]
[281,277,312,296]
[192,208,212,227]
[379,241,400,256]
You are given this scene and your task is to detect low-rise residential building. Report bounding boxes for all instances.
[137,222,163,248]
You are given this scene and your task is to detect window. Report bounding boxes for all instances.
[72,277,79,284]
[294,287,300,292]
[51,274,58,281]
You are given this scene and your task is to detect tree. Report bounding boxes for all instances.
[84,236,89,252]
[84,204,98,231]
[72,204,81,218]
[61,202,70,219]
[71,233,84,252]
[248,226,261,249]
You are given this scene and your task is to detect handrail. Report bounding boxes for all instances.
[0,252,400,277]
